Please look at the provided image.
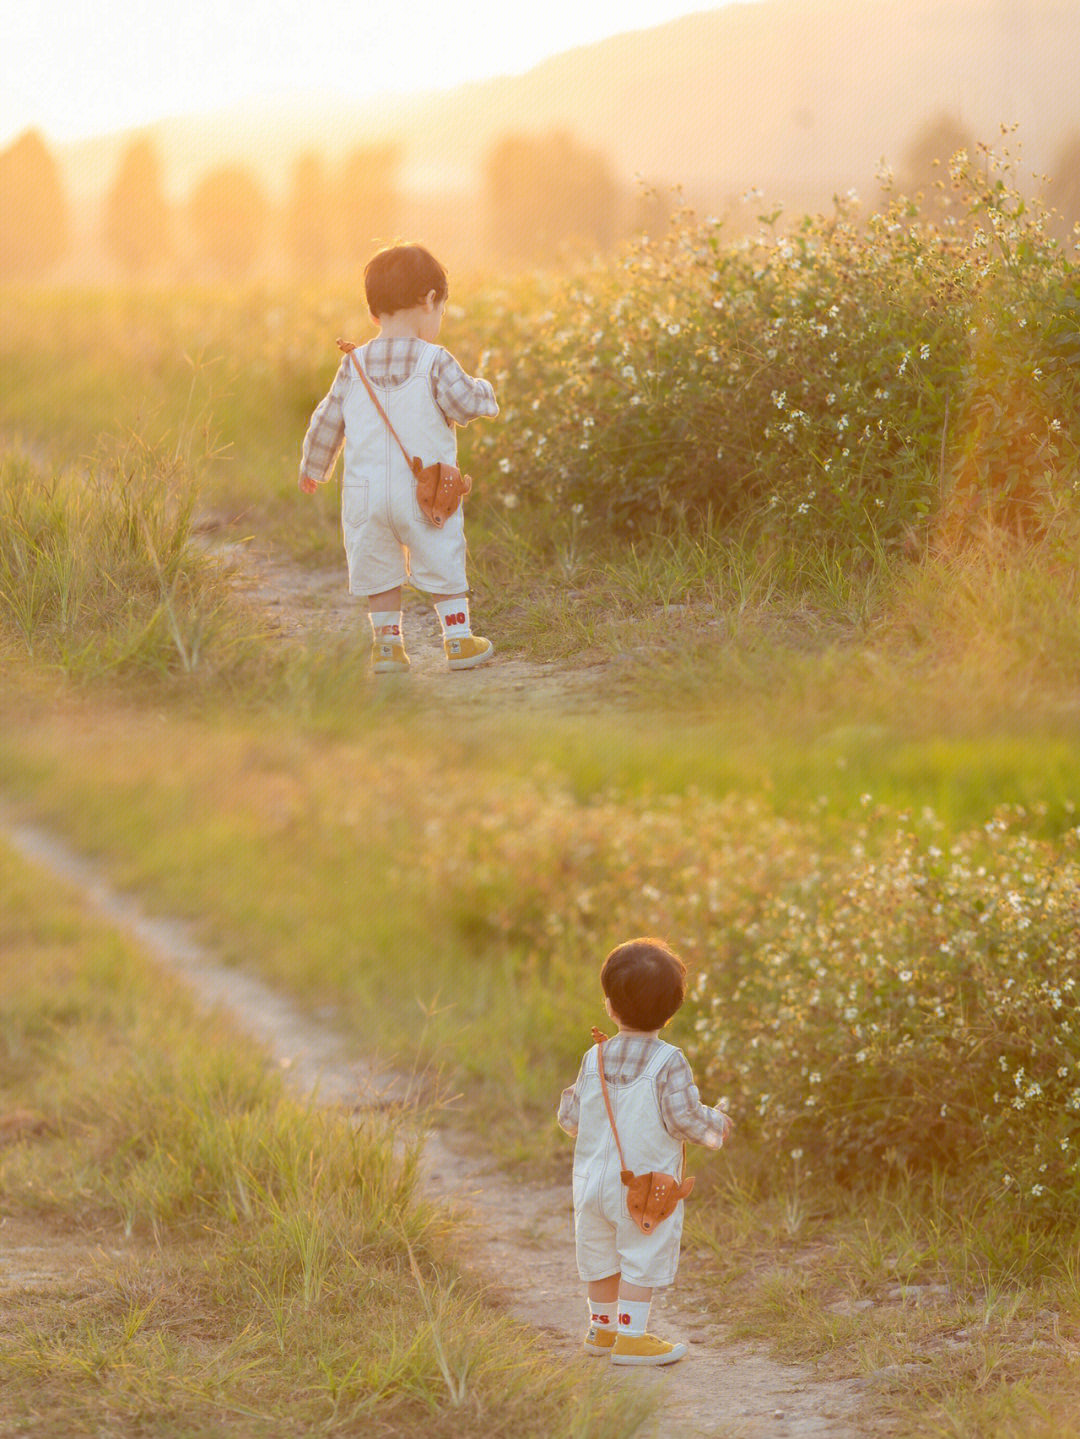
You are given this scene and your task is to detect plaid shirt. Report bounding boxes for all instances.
[299,338,499,485]
[557,1033,732,1150]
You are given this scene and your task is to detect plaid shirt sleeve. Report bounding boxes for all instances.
[299,357,350,485]
[657,1050,732,1150]
[431,349,499,425]
[557,1055,587,1137]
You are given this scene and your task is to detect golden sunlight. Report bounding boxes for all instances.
[1,0,738,145]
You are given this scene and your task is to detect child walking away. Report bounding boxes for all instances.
[299,243,499,672]
[558,938,733,1366]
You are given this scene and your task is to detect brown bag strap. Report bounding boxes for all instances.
[593,1029,686,1182]
[346,348,420,476]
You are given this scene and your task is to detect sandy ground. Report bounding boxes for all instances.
[205,527,620,712]
[2,817,870,1439]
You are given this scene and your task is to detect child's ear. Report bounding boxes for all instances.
[421,289,437,311]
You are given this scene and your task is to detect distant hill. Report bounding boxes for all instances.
[56,0,1080,219]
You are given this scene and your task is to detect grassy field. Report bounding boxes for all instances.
[3,172,1080,1433]
[0,839,650,1438]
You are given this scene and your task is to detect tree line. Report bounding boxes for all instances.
[4,120,1080,282]
[0,129,667,282]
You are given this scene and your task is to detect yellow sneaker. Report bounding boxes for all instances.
[610,1331,688,1366]
[583,1325,617,1356]
[371,640,410,674]
[444,635,494,670]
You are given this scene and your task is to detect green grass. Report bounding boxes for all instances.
[0,839,652,1438]
[0,443,273,687]
[684,1172,1080,1436]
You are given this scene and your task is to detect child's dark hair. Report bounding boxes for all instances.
[364,243,448,316]
[601,938,687,1032]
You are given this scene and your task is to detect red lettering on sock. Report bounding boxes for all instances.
[619,1313,632,1326]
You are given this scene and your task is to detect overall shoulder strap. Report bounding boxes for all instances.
[348,349,419,475]
[415,342,440,376]
[643,1039,678,1078]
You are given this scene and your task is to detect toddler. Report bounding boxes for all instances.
[558,937,732,1366]
[299,243,499,672]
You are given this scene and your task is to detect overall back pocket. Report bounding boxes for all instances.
[342,482,370,529]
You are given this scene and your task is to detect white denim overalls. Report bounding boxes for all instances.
[340,342,468,597]
[572,1040,686,1288]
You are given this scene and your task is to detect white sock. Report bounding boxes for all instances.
[434,597,471,639]
[587,1298,616,1331]
[618,1299,651,1336]
[369,611,402,643]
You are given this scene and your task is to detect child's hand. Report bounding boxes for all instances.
[299,474,318,494]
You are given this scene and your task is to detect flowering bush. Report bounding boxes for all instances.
[472,142,1080,563]
[407,775,1080,1212]
[684,806,1080,1211]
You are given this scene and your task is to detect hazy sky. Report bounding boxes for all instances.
[2,0,755,147]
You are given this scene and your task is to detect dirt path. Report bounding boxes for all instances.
[205,526,617,712]
[3,818,868,1439]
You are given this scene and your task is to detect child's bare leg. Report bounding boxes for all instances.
[619,1281,653,1303]
[586,1276,652,1305]
[368,587,402,611]
[587,1274,620,1305]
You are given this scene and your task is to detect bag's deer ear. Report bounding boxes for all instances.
[335,338,356,353]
